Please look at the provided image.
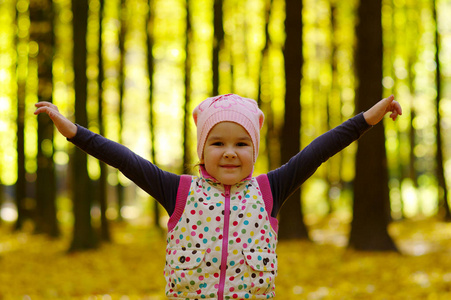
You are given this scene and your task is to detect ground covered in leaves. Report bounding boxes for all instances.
[1,217,451,299]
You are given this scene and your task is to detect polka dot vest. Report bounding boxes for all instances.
[164,175,278,299]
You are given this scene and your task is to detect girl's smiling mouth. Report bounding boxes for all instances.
[221,164,239,168]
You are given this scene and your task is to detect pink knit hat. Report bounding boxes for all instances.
[193,94,265,163]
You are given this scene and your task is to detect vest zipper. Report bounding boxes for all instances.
[218,185,231,300]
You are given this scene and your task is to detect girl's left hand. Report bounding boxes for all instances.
[363,95,402,125]
[34,102,78,138]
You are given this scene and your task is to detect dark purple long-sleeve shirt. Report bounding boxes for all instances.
[69,112,371,218]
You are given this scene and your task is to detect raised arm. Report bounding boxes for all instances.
[34,101,181,215]
[268,95,402,217]
[34,102,77,138]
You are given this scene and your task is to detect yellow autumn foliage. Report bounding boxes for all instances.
[1,218,451,300]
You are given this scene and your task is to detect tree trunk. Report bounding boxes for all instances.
[30,0,59,237]
[278,0,309,240]
[348,0,397,251]
[325,0,343,214]
[147,0,160,229]
[15,75,27,231]
[257,0,278,171]
[213,0,224,96]
[14,6,28,231]
[407,55,418,219]
[70,0,98,251]
[183,0,192,175]
[116,0,127,222]
[432,0,451,221]
[97,0,111,241]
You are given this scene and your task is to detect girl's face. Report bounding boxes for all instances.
[202,122,254,185]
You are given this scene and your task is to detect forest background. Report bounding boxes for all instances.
[1,0,451,299]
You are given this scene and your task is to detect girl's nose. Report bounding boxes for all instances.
[224,150,237,158]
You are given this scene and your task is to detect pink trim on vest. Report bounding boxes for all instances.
[218,185,231,300]
[167,175,192,232]
[256,174,279,233]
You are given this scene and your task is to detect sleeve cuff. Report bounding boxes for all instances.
[356,112,373,135]
[67,124,88,143]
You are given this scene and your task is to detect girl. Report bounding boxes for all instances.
[35,94,401,299]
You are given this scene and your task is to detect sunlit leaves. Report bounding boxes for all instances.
[0,224,167,299]
[277,218,451,299]
[2,219,451,299]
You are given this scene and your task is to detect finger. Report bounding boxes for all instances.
[384,94,395,104]
[381,95,395,114]
[34,107,48,115]
[35,102,59,112]
[35,101,52,108]
[34,106,53,115]
[34,107,59,120]
[393,101,402,115]
[390,111,398,121]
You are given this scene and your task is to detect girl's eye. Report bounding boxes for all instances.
[237,142,250,147]
[212,142,223,146]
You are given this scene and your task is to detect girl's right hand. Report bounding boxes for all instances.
[34,102,77,139]
[363,95,402,126]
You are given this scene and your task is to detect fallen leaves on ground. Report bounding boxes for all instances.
[1,217,451,299]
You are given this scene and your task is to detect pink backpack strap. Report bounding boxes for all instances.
[256,174,279,233]
[167,175,192,232]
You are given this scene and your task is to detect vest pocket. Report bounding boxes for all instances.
[243,248,277,295]
[166,248,206,292]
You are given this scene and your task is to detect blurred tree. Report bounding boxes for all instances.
[70,0,98,251]
[30,0,59,237]
[15,56,26,231]
[348,0,397,251]
[256,0,271,107]
[432,0,451,221]
[97,0,111,242]
[16,106,26,231]
[15,4,28,231]
[183,0,192,175]
[146,0,160,229]
[278,0,309,240]
[213,0,224,96]
[117,0,126,222]
[325,0,342,214]
[258,0,279,171]
[406,4,419,219]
